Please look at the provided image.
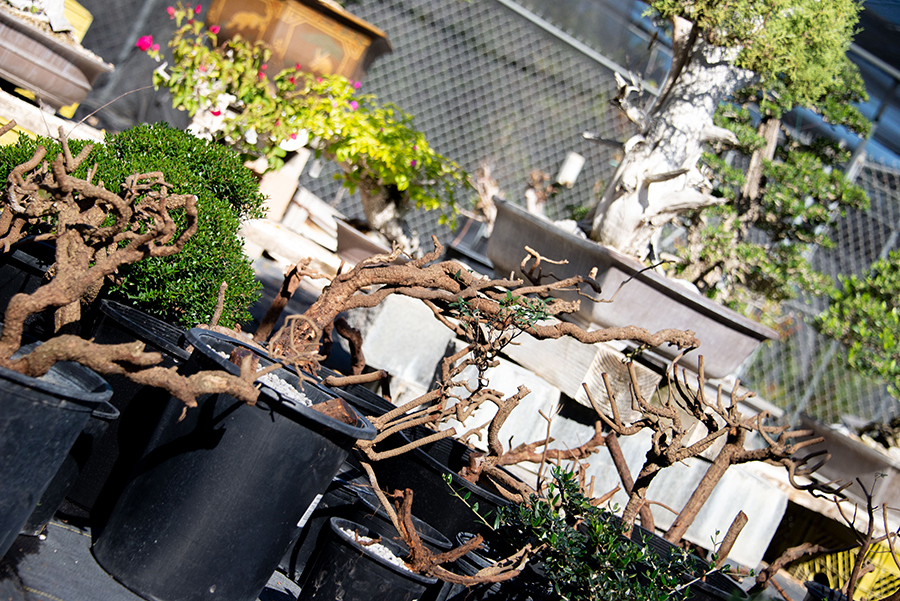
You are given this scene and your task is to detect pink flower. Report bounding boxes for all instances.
[275,120,281,126]
[195,4,201,13]
[295,63,301,70]
[135,35,154,52]
[151,43,160,52]
[412,145,417,150]
[410,160,417,167]
[199,64,207,72]
[317,77,322,83]
[259,63,267,71]
[166,6,175,17]
[289,76,295,84]
[349,100,358,111]
[209,25,220,34]
[210,109,222,116]
[258,71,265,80]
[353,81,361,89]
[290,133,297,139]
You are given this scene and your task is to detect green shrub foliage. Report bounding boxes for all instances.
[498,468,695,601]
[816,250,900,399]
[0,124,265,328]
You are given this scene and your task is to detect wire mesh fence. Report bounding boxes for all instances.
[741,160,900,426]
[295,0,639,242]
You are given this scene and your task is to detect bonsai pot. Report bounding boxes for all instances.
[487,199,778,378]
[205,0,391,81]
[0,6,113,109]
[0,343,113,559]
[298,517,437,601]
[797,413,900,510]
[92,328,376,601]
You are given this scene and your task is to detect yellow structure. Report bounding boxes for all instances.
[790,542,900,600]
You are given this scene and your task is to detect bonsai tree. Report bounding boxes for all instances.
[586,0,870,312]
[588,357,839,539]
[139,3,469,254]
[0,119,264,407]
[0,122,265,328]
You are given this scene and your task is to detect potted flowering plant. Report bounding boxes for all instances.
[139,3,470,254]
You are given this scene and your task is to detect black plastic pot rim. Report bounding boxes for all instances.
[2,339,113,407]
[185,328,376,441]
[100,300,191,362]
[329,518,438,585]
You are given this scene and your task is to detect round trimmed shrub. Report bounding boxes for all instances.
[0,124,266,328]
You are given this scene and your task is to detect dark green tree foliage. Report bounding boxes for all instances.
[674,71,870,314]
[498,468,692,601]
[816,250,900,399]
[0,124,265,328]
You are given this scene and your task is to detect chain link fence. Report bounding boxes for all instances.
[296,0,644,240]
[73,0,898,426]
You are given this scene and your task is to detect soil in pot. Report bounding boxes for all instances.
[92,328,376,601]
[298,517,437,601]
[0,343,112,559]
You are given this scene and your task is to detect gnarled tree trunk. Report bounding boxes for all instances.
[590,19,755,259]
[356,174,420,257]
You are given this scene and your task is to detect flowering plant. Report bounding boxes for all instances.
[140,3,469,232]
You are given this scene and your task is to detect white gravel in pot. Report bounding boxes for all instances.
[214,350,312,406]
[339,527,411,572]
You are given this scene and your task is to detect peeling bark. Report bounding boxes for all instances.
[591,25,756,258]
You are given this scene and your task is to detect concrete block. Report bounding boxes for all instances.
[360,295,456,389]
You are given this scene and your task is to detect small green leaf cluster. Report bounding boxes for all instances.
[0,123,265,328]
[142,3,469,224]
[675,88,869,314]
[498,468,693,601]
[815,250,900,399]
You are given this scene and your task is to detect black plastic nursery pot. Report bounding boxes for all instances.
[0,352,113,559]
[279,469,452,584]
[0,242,57,339]
[299,517,438,601]
[21,300,192,537]
[279,475,364,582]
[66,300,192,527]
[92,328,377,601]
